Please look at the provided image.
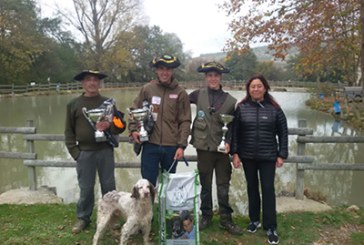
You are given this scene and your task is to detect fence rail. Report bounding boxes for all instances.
[0,152,37,160]
[0,80,320,95]
[298,136,364,143]
[0,127,36,134]
[1,119,364,201]
[0,82,138,95]
[23,155,314,169]
[298,163,364,171]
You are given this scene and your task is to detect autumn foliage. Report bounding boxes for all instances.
[223,0,362,85]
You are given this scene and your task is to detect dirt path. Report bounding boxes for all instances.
[0,188,331,213]
[0,187,63,204]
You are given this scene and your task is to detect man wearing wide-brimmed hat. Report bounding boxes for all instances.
[189,61,242,235]
[65,70,126,234]
[129,55,191,188]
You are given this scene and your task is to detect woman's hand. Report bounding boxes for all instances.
[276,156,284,168]
[232,154,241,168]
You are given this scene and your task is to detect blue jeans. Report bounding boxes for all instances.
[141,143,178,187]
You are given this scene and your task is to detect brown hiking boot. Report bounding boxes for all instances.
[219,221,243,235]
[72,219,87,234]
[220,214,243,235]
[199,216,212,230]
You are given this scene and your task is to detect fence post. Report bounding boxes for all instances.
[295,119,307,200]
[26,120,37,190]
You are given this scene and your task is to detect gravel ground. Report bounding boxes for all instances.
[0,188,331,213]
[0,187,63,204]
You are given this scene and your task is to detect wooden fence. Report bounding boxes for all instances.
[0,82,141,95]
[1,119,364,200]
[0,81,317,95]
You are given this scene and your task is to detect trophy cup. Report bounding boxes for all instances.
[82,99,114,142]
[217,114,234,153]
[131,108,149,142]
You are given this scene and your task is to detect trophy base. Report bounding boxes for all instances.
[95,131,107,142]
[217,142,226,153]
[217,147,226,153]
[139,135,149,142]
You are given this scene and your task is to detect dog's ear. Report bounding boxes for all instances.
[149,181,156,202]
[131,185,140,199]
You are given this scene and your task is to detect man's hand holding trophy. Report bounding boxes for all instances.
[82,98,115,142]
[129,100,154,144]
[217,114,234,154]
[130,108,150,143]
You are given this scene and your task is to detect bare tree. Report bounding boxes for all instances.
[61,0,143,69]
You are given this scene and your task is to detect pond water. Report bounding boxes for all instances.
[0,88,363,215]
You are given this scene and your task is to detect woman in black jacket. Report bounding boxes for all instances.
[231,74,288,245]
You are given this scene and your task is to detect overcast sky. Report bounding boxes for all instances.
[143,0,231,57]
[38,0,231,57]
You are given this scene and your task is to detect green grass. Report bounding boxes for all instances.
[0,204,363,244]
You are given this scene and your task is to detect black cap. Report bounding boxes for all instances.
[74,70,107,81]
[197,61,230,74]
[150,55,181,68]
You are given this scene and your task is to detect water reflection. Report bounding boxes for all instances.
[0,89,363,214]
[331,119,341,135]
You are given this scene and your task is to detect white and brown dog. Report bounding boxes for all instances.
[92,179,155,245]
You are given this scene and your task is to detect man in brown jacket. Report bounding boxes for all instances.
[129,55,191,187]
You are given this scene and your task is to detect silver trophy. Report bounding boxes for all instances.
[82,99,114,142]
[131,108,149,142]
[217,114,234,153]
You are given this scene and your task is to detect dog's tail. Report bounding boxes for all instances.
[102,190,121,203]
